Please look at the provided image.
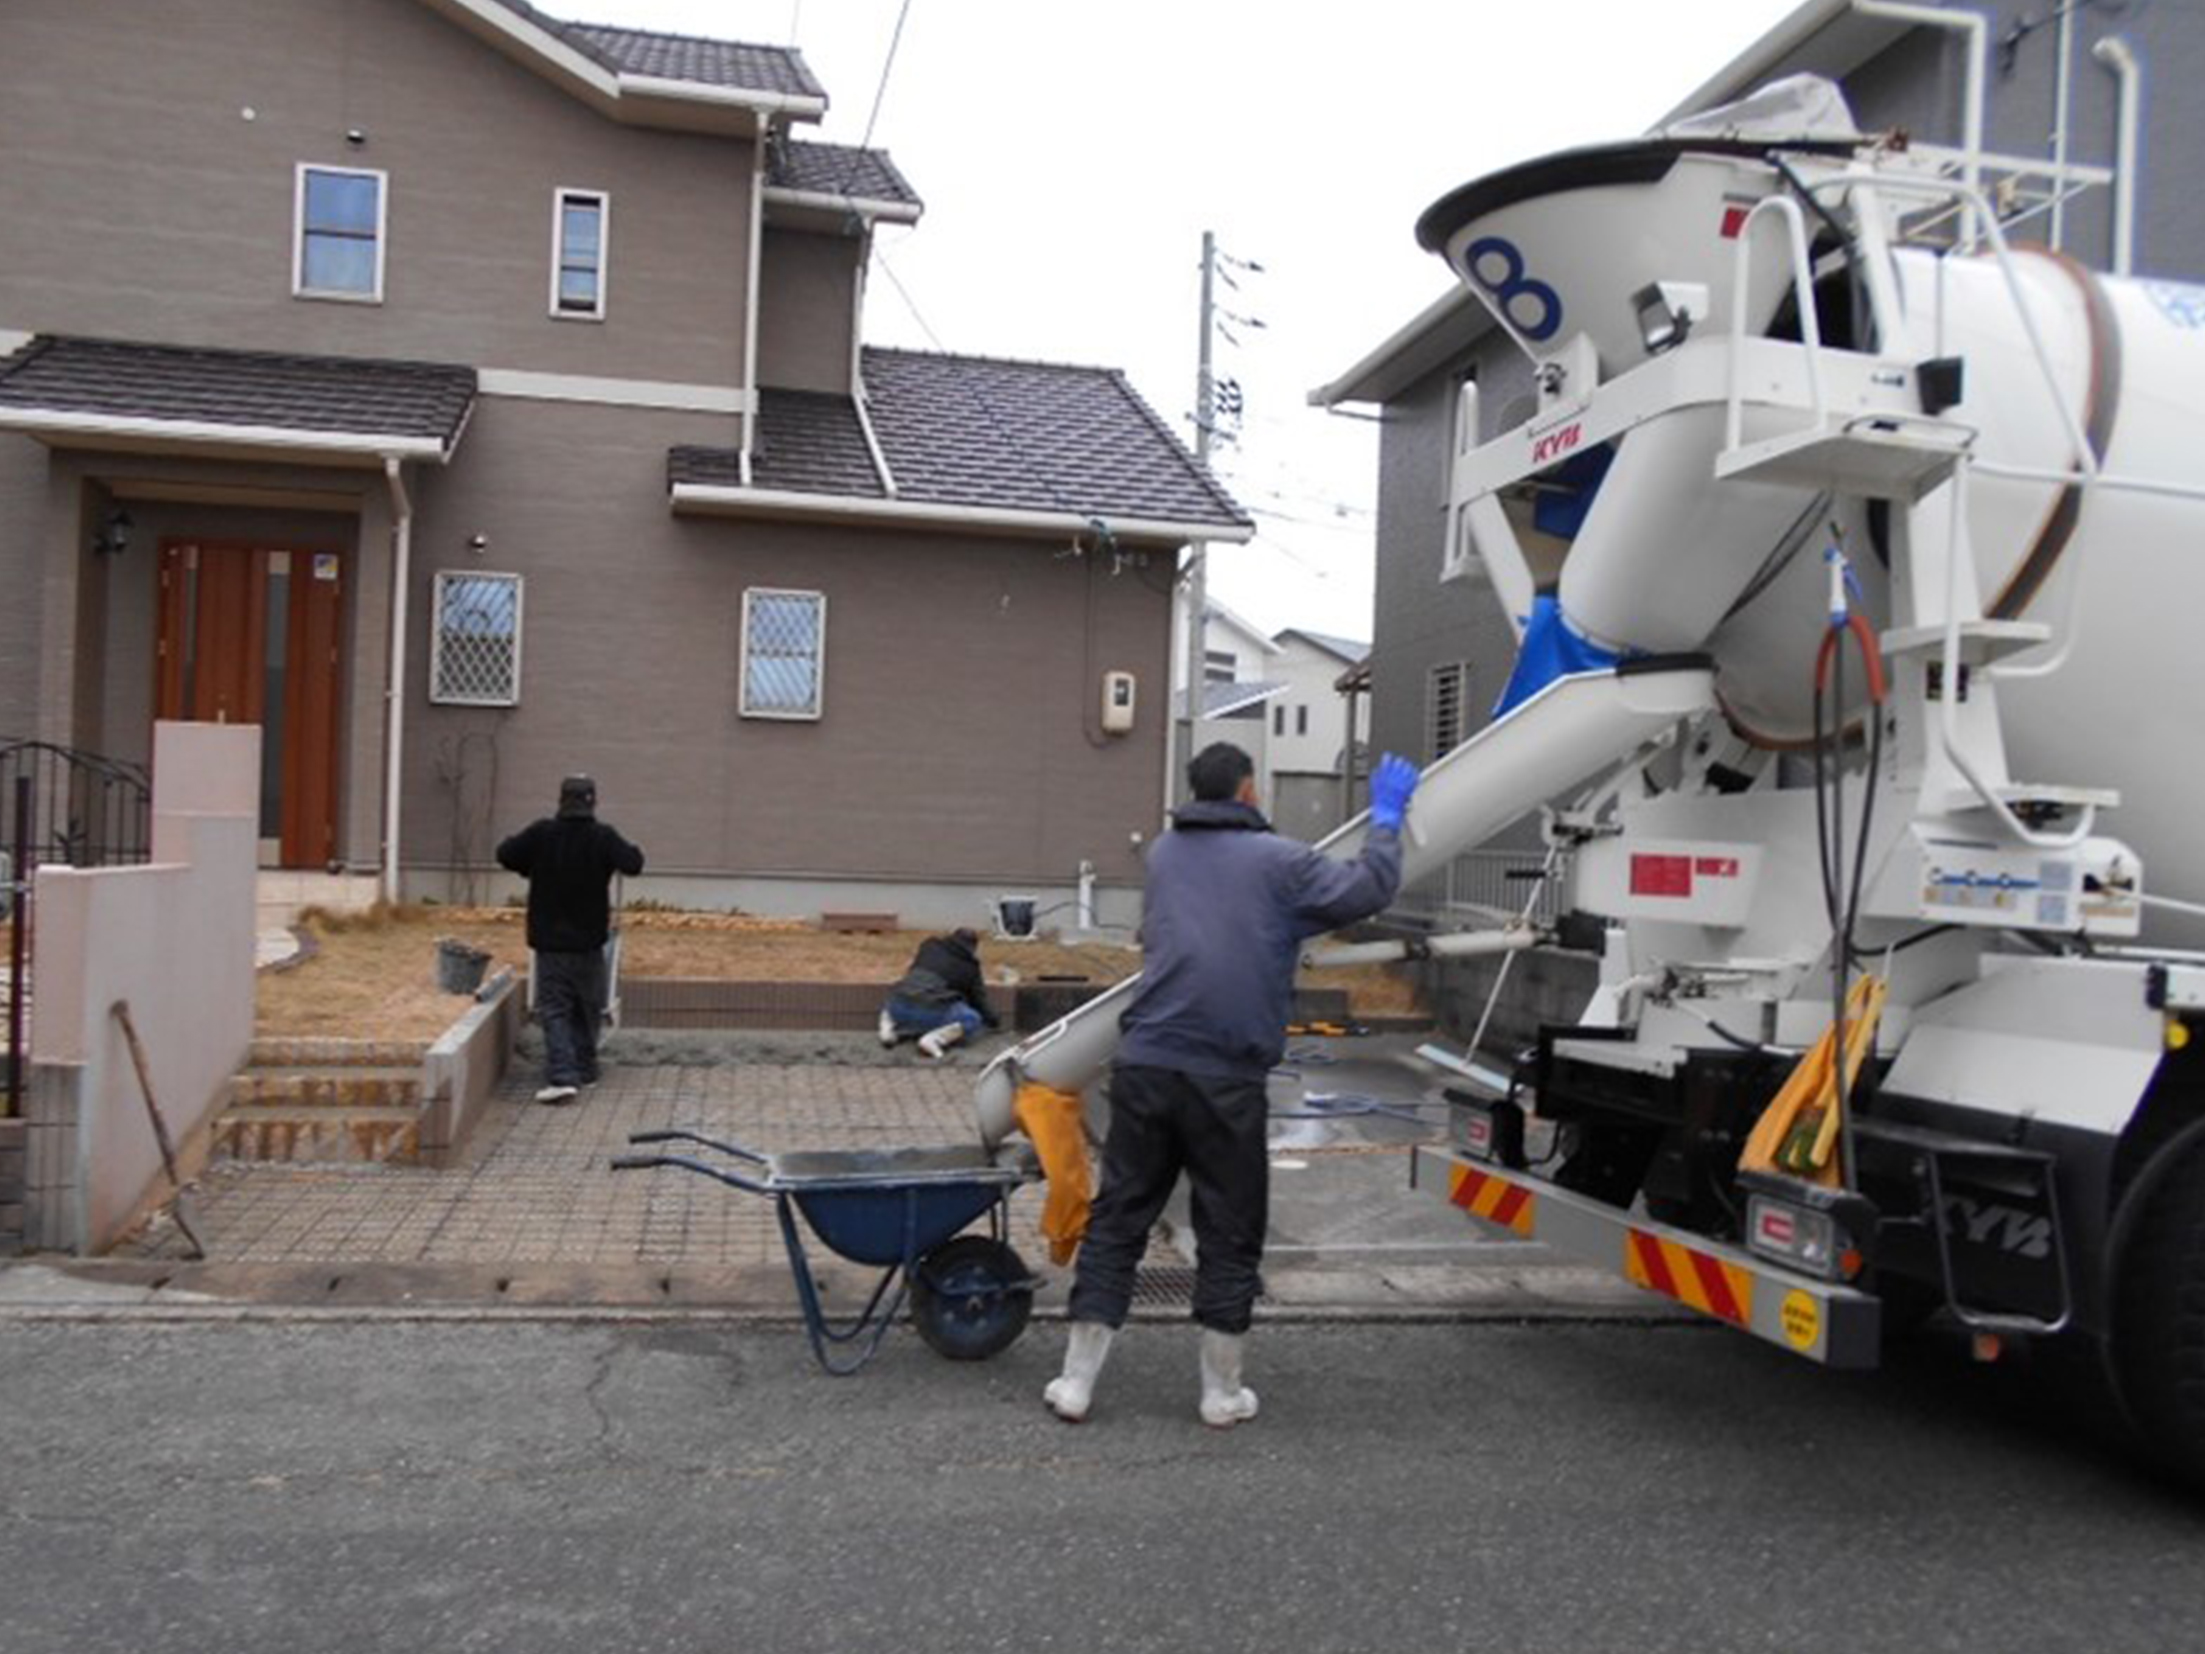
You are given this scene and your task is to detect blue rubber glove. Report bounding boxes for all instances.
[1368,752,1420,833]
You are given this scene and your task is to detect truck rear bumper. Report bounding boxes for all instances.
[1411,1145,1883,1368]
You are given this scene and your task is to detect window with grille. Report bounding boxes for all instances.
[551,188,608,319]
[1204,647,1238,685]
[430,572,523,706]
[741,588,825,720]
[1428,661,1472,762]
[295,164,386,301]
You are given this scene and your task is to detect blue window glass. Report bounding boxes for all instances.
[742,591,824,718]
[299,167,382,298]
[555,193,605,315]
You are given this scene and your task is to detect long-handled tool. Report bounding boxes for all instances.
[110,1000,206,1259]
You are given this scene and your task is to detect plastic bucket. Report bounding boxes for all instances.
[434,937,492,995]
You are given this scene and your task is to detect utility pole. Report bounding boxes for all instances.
[1175,230,1216,806]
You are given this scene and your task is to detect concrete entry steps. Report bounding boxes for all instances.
[215,1038,433,1166]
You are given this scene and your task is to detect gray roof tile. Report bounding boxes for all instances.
[0,336,477,445]
[751,390,886,497]
[669,350,1248,536]
[864,349,1249,529]
[770,140,920,208]
[476,3,824,99]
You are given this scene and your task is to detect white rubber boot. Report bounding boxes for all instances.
[917,1022,965,1061]
[877,1009,898,1047]
[1043,1322,1116,1422]
[1198,1329,1260,1428]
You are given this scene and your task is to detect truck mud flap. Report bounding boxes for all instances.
[1412,1144,1881,1368]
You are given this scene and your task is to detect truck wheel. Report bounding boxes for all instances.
[910,1236,1033,1361]
[2110,1133,2205,1487]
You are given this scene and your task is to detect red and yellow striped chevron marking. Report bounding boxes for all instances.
[1625,1228,1753,1326]
[1448,1163,1535,1237]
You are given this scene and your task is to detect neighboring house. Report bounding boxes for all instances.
[1312,0,2197,881]
[1264,629,1369,841]
[0,0,1249,930]
[1172,597,1284,781]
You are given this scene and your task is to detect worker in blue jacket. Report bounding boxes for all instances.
[1046,741,1420,1427]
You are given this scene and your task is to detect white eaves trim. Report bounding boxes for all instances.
[762,187,921,225]
[477,367,751,414]
[0,408,453,462]
[670,482,1253,546]
[620,75,825,119]
[0,329,34,356]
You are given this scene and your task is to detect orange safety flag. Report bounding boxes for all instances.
[1738,973,1887,1189]
[1013,1080,1093,1266]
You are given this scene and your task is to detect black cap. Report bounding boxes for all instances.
[557,774,596,817]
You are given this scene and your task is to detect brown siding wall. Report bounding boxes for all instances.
[397,397,1171,889]
[758,229,859,394]
[0,440,50,738]
[0,0,752,387]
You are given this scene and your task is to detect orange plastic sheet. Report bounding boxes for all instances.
[1013,1081,1092,1266]
[1738,973,1888,1189]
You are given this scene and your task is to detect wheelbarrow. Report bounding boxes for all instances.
[610,1131,1041,1376]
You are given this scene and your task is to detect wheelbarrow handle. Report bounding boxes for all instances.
[608,1152,772,1195]
[625,1128,768,1164]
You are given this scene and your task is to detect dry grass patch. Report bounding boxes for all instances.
[258,904,1422,1041]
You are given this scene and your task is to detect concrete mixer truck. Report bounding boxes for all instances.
[974,77,2205,1478]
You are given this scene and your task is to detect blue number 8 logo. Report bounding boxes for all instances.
[1465,235,1563,343]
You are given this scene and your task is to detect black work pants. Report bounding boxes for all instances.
[1068,1063,1269,1335]
[535,948,605,1086]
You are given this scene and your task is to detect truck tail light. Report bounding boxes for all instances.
[1746,1192,1849,1280]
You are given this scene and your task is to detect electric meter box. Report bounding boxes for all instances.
[1101,670,1137,734]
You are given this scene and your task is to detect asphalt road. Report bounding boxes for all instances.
[2,1317,2199,1653]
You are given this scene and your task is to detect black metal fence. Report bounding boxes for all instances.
[3,740,152,1116]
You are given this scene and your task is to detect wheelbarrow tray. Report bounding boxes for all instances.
[760,1145,1031,1268]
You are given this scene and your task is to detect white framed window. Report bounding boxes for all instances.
[294,164,387,302]
[550,188,609,320]
[1428,661,1472,762]
[430,572,523,706]
[740,588,825,720]
[1203,646,1237,685]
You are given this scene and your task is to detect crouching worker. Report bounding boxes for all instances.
[496,775,645,1104]
[1045,742,1420,1428]
[879,927,1001,1061]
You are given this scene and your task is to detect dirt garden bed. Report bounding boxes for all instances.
[257,904,1423,1042]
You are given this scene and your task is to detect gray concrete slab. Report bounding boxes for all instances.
[3,1033,1671,1324]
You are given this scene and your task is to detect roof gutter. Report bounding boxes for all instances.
[0,409,452,462]
[762,186,922,225]
[669,482,1253,546]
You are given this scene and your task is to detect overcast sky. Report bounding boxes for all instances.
[570,0,1808,637]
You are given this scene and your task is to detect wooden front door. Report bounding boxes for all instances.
[156,540,345,869]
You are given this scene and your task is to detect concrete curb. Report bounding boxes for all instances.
[0,1258,1694,1328]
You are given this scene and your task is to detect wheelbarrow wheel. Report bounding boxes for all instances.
[910,1235,1033,1362]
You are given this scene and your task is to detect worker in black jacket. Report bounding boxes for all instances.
[496,775,644,1103]
[879,927,1001,1061]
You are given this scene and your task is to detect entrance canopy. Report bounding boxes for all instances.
[0,336,476,466]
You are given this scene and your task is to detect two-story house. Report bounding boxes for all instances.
[0,0,1249,930]
[1264,628,1369,840]
[1313,0,2195,895]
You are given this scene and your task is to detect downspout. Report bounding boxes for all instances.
[2094,35,2140,276]
[381,455,412,904]
[739,116,769,487]
[1852,1,1987,249]
[2049,0,2074,252]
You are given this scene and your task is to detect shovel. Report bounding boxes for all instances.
[110,1000,207,1259]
